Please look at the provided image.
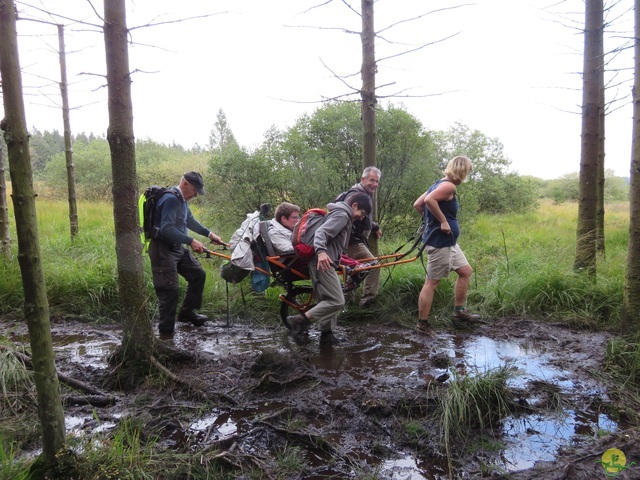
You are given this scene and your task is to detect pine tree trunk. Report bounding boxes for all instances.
[361,0,378,255]
[0,147,10,259]
[621,0,640,334]
[103,0,154,384]
[0,0,66,467]
[574,0,603,275]
[57,25,79,239]
[596,21,606,257]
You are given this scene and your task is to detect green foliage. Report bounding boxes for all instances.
[136,143,208,195]
[542,172,581,204]
[28,129,102,176]
[539,169,630,204]
[208,108,239,151]
[271,102,365,209]
[28,128,65,174]
[40,138,112,200]
[27,106,540,237]
[207,140,285,227]
[604,174,630,201]
[205,102,439,236]
[431,122,539,216]
[375,105,437,230]
[36,135,208,202]
[473,173,539,214]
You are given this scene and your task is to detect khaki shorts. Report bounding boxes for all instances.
[426,244,469,280]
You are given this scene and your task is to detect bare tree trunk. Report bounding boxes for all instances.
[574,0,603,274]
[621,0,640,334]
[0,0,66,469]
[0,146,11,259]
[103,0,154,386]
[361,0,378,255]
[57,24,79,239]
[596,15,606,257]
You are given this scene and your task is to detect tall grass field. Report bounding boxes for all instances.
[0,198,630,329]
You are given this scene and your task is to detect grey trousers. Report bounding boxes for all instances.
[308,258,345,333]
[347,242,380,304]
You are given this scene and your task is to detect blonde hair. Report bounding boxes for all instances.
[444,155,473,183]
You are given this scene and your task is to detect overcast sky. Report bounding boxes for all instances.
[8,0,636,179]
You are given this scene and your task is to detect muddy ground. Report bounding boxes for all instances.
[5,313,640,479]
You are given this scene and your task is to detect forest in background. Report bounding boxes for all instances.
[6,102,629,237]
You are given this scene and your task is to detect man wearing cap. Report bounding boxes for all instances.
[149,171,223,334]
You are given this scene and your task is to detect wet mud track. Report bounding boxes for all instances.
[6,315,640,479]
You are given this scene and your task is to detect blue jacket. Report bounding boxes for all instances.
[155,187,210,247]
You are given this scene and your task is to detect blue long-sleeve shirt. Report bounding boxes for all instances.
[155,187,210,247]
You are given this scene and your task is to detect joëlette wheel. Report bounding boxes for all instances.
[279,285,314,329]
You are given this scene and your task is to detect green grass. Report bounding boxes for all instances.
[427,364,515,472]
[1,199,631,329]
[72,418,158,480]
[0,438,29,480]
[605,336,640,387]
[1,199,230,320]
[375,200,628,328]
[274,445,306,477]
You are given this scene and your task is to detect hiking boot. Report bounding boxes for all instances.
[452,308,481,322]
[319,331,341,346]
[287,314,310,345]
[177,310,208,327]
[359,297,376,308]
[415,320,433,335]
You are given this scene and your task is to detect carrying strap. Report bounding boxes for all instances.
[258,221,277,257]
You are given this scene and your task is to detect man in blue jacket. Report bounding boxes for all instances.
[287,192,372,346]
[149,171,223,334]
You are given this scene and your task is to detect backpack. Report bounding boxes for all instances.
[291,208,327,260]
[220,261,251,284]
[222,209,269,286]
[138,186,180,253]
[334,188,358,203]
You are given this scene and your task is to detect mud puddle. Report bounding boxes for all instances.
[7,315,626,478]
